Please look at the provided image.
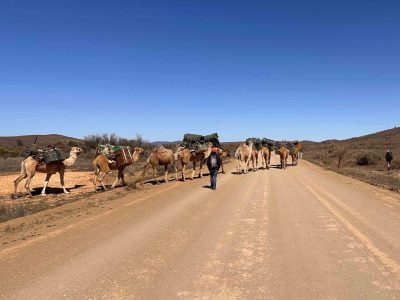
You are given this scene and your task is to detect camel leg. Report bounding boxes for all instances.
[245,158,250,173]
[97,172,108,190]
[111,172,121,189]
[24,174,34,196]
[181,163,186,181]
[220,160,225,174]
[14,174,27,195]
[191,162,196,180]
[60,171,69,194]
[120,171,127,186]
[173,164,178,181]
[41,173,52,196]
[164,165,169,183]
[199,160,203,178]
[153,165,160,184]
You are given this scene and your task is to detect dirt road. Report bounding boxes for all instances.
[0,155,399,299]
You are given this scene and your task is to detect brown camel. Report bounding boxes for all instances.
[277,146,290,169]
[140,146,178,185]
[295,143,303,160]
[219,149,230,158]
[250,149,261,171]
[13,147,84,197]
[235,141,253,174]
[175,143,212,181]
[261,146,270,169]
[92,147,144,191]
[217,148,229,174]
[290,147,299,166]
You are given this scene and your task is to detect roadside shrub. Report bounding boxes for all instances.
[390,159,400,170]
[355,152,380,166]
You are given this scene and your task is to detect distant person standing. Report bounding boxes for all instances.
[207,147,222,190]
[385,149,393,170]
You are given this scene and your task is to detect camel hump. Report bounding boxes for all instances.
[154,145,168,153]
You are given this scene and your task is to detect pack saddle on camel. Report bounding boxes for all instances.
[92,146,144,191]
[140,145,179,185]
[235,140,253,174]
[13,147,84,197]
[175,142,213,181]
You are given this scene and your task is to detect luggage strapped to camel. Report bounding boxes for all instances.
[246,138,262,150]
[261,138,275,151]
[180,133,220,152]
[97,144,134,167]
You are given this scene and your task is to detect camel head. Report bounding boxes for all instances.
[132,147,144,162]
[70,147,84,155]
[174,146,184,160]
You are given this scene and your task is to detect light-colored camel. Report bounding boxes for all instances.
[92,147,144,191]
[140,146,178,185]
[261,146,270,169]
[175,143,212,181]
[250,149,261,171]
[13,147,84,196]
[277,146,290,169]
[235,141,253,174]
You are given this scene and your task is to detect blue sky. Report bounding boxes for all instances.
[1,0,399,142]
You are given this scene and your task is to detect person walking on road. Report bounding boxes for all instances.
[207,147,222,190]
[385,149,393,170]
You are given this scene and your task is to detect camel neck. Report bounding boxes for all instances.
[63,152,77,167]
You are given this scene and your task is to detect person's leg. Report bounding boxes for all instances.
[213,172,218,190]
[211,171,217,190]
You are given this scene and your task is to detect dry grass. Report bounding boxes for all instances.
[303,127,400,192]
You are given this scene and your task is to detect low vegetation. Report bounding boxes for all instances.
[303,127,400,192]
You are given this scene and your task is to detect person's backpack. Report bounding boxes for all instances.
[210,155,218,169]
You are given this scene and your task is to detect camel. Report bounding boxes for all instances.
[277,146,290,169]
[290,147,299,166]
[219,149,230,158]
[250,148,261,171]
[217,148,229,174]
[235,141,253,174]
[13,147,84,197]
[140,146,178,185]
[261,146,270,169]
[92,147,144,191]
[295,143,303,160]
[175,143,212,181]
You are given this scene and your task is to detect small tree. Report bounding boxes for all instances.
[335,146,346,168]
[134,133,144,148]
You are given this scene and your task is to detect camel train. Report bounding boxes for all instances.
[12,137,302,197]
[234,140,302,172]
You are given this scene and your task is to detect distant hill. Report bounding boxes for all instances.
[0,134,83,149]
[303,127,400,152]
